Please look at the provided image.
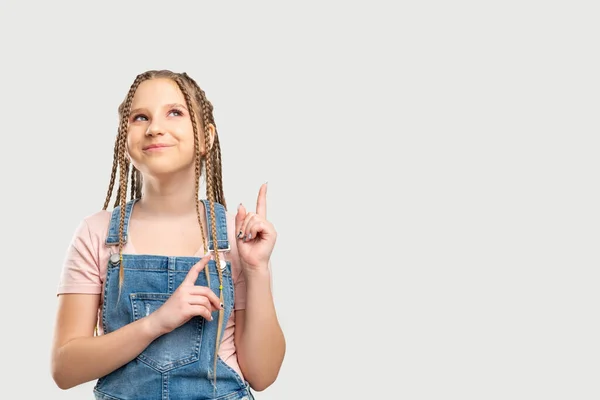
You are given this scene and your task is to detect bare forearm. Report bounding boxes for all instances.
[237,268,285,390]
[52,317,160,390]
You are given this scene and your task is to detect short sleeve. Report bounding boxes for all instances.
[57,219,102,295]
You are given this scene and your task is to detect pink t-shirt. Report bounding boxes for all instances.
[56,209,247,380]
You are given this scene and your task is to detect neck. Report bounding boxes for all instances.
[138,169,200,217]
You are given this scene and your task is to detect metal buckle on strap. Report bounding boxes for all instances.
[208,247,230,271]
[208,244,231,253]
[109,253,120,265]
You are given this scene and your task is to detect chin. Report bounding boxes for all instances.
[139,161,195,179]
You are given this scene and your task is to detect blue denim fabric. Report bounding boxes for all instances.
[93,199,253,400]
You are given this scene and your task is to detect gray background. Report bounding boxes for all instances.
[1,1,599,399]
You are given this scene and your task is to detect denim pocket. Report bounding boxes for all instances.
[130,292,203,372]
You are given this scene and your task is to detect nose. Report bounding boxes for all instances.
[145,121,165,137]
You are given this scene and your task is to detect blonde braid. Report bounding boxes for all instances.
[103,133,120,210]
[135,168,142,199]
[115,73,147,291]
[130,165,136,200]
[182,72,227,385]
[200,97,226,387]
[183,73,227,208]
[211,132,226,208]
[173,77,210,286]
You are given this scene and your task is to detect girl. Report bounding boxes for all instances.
[51,70,285,400]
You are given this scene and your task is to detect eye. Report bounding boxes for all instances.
[132,114,148,122]
[168,108,184,117]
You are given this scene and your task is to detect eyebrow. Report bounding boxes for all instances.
[129,103,189,116]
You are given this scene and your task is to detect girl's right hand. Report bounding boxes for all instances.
[148,254,222,336]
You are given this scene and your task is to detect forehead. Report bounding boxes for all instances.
[130,78,185,108]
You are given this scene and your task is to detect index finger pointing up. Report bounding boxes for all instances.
[256,182,267,218]
[183,254,211,286]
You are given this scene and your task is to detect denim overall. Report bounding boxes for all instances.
[93,199,253,400]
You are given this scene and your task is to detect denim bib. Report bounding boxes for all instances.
[93,200,253,400]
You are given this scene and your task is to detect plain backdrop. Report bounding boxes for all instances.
[0,1,599,399]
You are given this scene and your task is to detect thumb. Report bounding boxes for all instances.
[235,203,246,238]
[183,253,211,286]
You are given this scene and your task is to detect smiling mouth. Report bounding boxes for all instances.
[143,144,173,151]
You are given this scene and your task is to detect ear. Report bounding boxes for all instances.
[201,123,216,155]
[207,123,216,150]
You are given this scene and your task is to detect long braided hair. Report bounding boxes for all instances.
[102,70,228,384]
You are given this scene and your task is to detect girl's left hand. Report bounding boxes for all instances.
[235,183,277,271]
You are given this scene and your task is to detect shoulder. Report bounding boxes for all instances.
[83,209,112,226]
[79,209,112,241]
[67,209,113,255]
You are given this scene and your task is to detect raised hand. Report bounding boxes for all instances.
[236,183,277,270]
[149,254,222,336]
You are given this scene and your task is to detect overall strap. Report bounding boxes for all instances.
[200,199,230,252]
[105,199,137,246]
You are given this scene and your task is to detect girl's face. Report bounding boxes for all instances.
[126,78,206,178]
